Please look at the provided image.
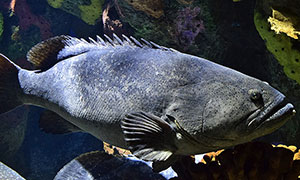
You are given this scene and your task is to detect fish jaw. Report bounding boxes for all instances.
[173,98,296,155]
[246,95,295,134]
[167,81,296,154]
[201,95,295,150]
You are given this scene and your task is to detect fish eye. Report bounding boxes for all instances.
[248,89,262,102]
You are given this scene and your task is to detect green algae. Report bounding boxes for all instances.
[254,11,300,84]
[47,0,104,25]
[0,13,3,37]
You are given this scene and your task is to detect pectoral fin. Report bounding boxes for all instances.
[39,110,82,134]
[121,112,177,162]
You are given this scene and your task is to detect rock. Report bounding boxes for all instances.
[176,0,194,5]
[12,107,103,180]
[0,106,29,162]
[115,0,221,57]
[124,0,164,18]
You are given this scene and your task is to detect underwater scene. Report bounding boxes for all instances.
[0,0,300,179]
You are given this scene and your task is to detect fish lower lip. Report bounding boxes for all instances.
[247,97,295,129]
[255,103,295,128]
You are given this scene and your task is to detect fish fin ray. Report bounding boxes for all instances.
[104,34,114,45]
[96,35,106,46]
[133,148,173,161]
[113,33,123,45]
[27,34,174,72]
[121,111,177,162]
[141,38,152,47]
[27,35,73,71]
[39,110,82,134]
[130,36,143,47]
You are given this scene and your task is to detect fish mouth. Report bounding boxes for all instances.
[246,95,295,130]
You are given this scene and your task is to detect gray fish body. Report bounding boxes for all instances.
[0,35,295,170]
[19,46,204,147]
[0,162,25,180]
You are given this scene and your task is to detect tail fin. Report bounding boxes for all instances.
[0,54,22,113]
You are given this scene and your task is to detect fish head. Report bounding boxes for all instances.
[166,65,295,153]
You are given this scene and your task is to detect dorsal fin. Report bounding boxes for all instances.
[27,34,174,72]
[27,35,72,71]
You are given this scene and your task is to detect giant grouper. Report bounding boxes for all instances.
[0,34,295,171]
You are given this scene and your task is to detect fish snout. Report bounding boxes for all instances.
[246,95,295,131]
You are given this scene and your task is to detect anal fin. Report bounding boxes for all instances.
[39,110,82,134]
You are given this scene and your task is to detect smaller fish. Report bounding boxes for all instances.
[54,151,166,180]
[0,161,25,180]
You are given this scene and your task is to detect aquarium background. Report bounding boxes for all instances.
[0,0,299,179]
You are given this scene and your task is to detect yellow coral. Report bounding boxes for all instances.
[201,149,224,164]
[103,142,131,157]
[47,0,64,8]
[79,0,104,25]
[275,144,297,152]
[186,142,300,179]
[268,9,300,39]
[294,150,300,160]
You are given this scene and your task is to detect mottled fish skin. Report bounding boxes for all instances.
[19,44,200,147]
[0,35,295,170]
[0,162,25,180]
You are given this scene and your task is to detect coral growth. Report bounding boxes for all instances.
[103,142,131,157]
[124,0,164,18]
[15,0,52,39]
[47,0,104,25]
[79,0,104,25]
[11,26,20,41]
[102,3,129,37]
[175,7,205,50]
[0,13,3,37]
[171,142,300,180]
[176,0,194,4]
[254,11,300,84]
[47,0,64,8]
[268,9,300,39]
[9,0,16,15]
